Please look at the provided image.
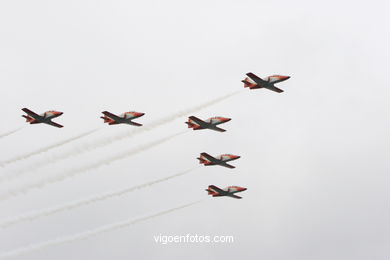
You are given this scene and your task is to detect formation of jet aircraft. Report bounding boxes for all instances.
[19,72,290,199]
[198,153,240,169]
[206,185,247,199]
[22,108,64,128]
[185,116,231,132]
[101,111,145,126]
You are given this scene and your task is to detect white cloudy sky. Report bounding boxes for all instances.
[0,0,389,259]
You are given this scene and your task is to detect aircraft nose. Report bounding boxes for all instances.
[224,118,231,122]
[138,112,145,116]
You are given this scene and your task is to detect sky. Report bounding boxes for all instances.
[0,0,389,259]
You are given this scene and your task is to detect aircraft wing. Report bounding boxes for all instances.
[200,153,218,163]
[188,116,207,127]
[208,185,226,194]
[220,162,235,169]
[210,126,226,132]
[128,121,142,127]
[45,121,64,128]
[227,194,242,199]
[264,85,284,93]
[22,108,40,119]
[102,111,122,121]
[246,72,266,84]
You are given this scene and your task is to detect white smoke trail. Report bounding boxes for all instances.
[0,200,202,259]
[0,127,24,139]
[10,90,241,176]
[0,167,198,228]
[0,131,186,201]
[0,128,99,168]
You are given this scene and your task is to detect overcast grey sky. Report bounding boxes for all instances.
[0,0,389,259]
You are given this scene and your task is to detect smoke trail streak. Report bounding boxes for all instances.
[0,131,186,201]
[0,167,197,228]
[0,128,99,168]
[10,90,241,176]
[0,200,202,259]
[0,127,24,139]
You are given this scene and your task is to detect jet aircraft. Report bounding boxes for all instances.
[242,72,290,93]
[101,111,145,126]
[198,152,240,169]
[22,108,64,128]
[206,185,247,199]
[186,116,231,132]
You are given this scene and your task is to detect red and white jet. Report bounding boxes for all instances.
[206,185,247,199]
[101,111,145,126]
[198,152,240,169]
[22,108,64,128]
[242,72,290,93]
[186,116,231,132]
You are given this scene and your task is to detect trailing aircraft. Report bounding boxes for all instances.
[22,108,64,128]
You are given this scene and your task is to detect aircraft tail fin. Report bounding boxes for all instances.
[22,115,34,123]
[242,77,259,89]
[242,78,251,88]
[101,116,114,124]
[185,121,197,129]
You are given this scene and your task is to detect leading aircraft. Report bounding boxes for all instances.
[186,116,231,132]
[101,111,145,126]
[242,72,290,93]
[22,108,64,128]
[198,152,240,169]
[206,185,247,199]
